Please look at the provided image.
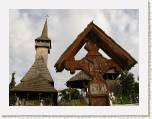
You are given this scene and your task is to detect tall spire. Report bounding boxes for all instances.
[35,16,51,63]
[40,18,48,39]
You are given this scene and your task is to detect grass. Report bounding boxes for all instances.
[59,99,88,106]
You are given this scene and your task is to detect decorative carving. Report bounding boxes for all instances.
[90,83,107,95]
[55,22,137,106]
[63,40,120,105]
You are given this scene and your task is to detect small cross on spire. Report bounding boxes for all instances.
[45,14,49,19]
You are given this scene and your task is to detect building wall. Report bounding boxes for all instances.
[35,48,48,64]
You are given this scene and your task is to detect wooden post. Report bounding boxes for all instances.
[88,81,91,106]
[69,86,71,101]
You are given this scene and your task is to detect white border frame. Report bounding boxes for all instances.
[0,0,148,116]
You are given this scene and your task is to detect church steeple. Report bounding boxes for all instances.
[35,18,51,64]
[40,18,48,40]
[10,18,58,106]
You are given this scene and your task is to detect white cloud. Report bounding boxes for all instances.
[9,9,139,90]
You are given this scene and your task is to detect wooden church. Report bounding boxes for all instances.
[55,21,137,106]
[10,19,58,106]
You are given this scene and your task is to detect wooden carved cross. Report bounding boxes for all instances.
[64,40,120,105]
[55,22,137,105]
[45,14,49,19]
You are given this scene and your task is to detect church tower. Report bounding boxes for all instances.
[35,18,51,64]
[10,18,57,106]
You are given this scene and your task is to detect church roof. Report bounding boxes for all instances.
[66,71,120,89]
[11,74,57,93]
[66,71,90,88]
[55,22,137,72]
[11,57,56,93]
[36,18,50,41]
[21,56,54,83]
[68,71,91,82]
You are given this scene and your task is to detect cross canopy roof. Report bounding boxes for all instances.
[55,22,137,72]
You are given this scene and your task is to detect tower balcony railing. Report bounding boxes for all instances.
[35,42,50,48]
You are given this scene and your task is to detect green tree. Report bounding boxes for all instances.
[9,93,17,106]
[9,72,17,106]
[133,81,139,103]
[119,71,134,95]
[59,88,69,102]
[59,88,80,102]
[118,70,139,104]
[70,88,80,99]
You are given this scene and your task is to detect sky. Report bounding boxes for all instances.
[9,9,139,90]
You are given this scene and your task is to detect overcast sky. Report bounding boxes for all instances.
[9,9,139,90]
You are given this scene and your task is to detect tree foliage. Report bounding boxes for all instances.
[9,93,17,106]
[118,70,139,104]
[59,88,80,102]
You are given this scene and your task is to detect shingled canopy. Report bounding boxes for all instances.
[11,74,57,93]
[10,57,57,105]
[21,56,54,84]
[11,56,56,93]
[66,70,119,89]
[66,71,91,88]
[67,71,121,91]
[55,22,137,72]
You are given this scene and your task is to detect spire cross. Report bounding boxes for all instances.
[45,14,49,19]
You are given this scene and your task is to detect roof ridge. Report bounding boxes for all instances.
[55,22,137,72]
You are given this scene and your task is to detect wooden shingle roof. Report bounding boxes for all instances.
[55,22,137,72]
[66,71,120,90]
[11,56,56,93]
[21,56,54,82]
[68,71,91,82]
[11,74,57,93]
[66,71,90,88]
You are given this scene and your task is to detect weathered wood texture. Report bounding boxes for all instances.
[55,22,137,72]
[10,19,57,106]
[55,22,137,106]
